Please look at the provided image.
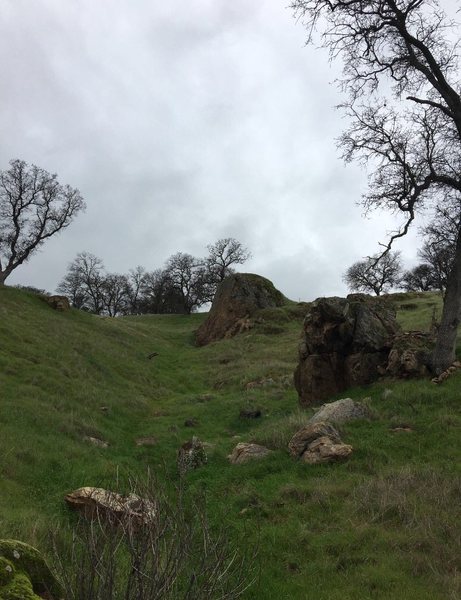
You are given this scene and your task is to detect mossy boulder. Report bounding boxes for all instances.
[196,273,287,346]
[0,540,60,600]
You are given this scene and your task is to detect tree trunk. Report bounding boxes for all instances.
[432,230,461,374]
[0,271,7,285]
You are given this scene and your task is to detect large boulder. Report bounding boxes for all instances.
[196,273,286,346]
[294,295,400,406]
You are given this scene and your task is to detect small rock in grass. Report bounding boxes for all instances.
[239,408,262,419]
[177,437,207,475]
[301,436,353,464]
[228,442,272,465]
[135,436,158,446]
[309,398,371,425]
[184,418,199,427]
[83,436,109,448]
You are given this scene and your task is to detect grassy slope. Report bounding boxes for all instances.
[0,287,460,599]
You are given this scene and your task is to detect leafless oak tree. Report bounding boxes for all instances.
[0,159,85,285]
[206,238,251,283]
[344,251,402,295]
[292,0,461,373]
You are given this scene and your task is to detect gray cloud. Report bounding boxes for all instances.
[0,0,426,300]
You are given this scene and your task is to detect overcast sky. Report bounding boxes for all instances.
[1,0,451,301]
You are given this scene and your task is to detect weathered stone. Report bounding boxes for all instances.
[294,295,400,406]
[0,540,61,599]
[228,443,272,464]
[177,437,207,475]
[135,436,158,446]
[309,398,372,425]
[301,437,353,464]
[196,273,286,346]
[65,487,156,524]
[83,436,108,448]
[45,295,70,311]
[386,331,434,378]
[288,422,342,458]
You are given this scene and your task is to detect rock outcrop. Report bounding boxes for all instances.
[294,295,400,406]
[196,273,286,346]
[228,442,272,464]
[288,421,352,464]
[0,539,61,599]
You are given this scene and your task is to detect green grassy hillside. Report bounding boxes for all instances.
[1,287,460,599]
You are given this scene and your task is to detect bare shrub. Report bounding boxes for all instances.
[51,475,256,599]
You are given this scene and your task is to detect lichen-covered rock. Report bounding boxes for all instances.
[0,540,60,599]
[288,421,342,458]
[45,295,70,311]
[228,443,272,464]
[309,398,372,425]
[177,437,208,475]
[288,421,353,464]
[196,273,286,346]
[65,487,156,524]
[386,331,434,377]
[294,295,400,406]
[301,436,353,464]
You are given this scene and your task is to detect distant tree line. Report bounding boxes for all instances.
[344,200,460,297]
[57,238,250,316]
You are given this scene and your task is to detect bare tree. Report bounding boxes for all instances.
[126,265,146,314]
[206,238,251,283]
[292,0,461,373]
[400,263,437,292]
[164,252,210,314]
[344,252,402,295]
[102,273,130,317]
[58,252,105,314]
[0,159,85,285]
[416,194,461,294]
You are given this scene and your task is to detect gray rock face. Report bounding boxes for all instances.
[196,273,286,346]
[309,398,371,425]
[294,295,400,406]
[228,442,272,465]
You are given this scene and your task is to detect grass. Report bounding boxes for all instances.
[0,287,460,598]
